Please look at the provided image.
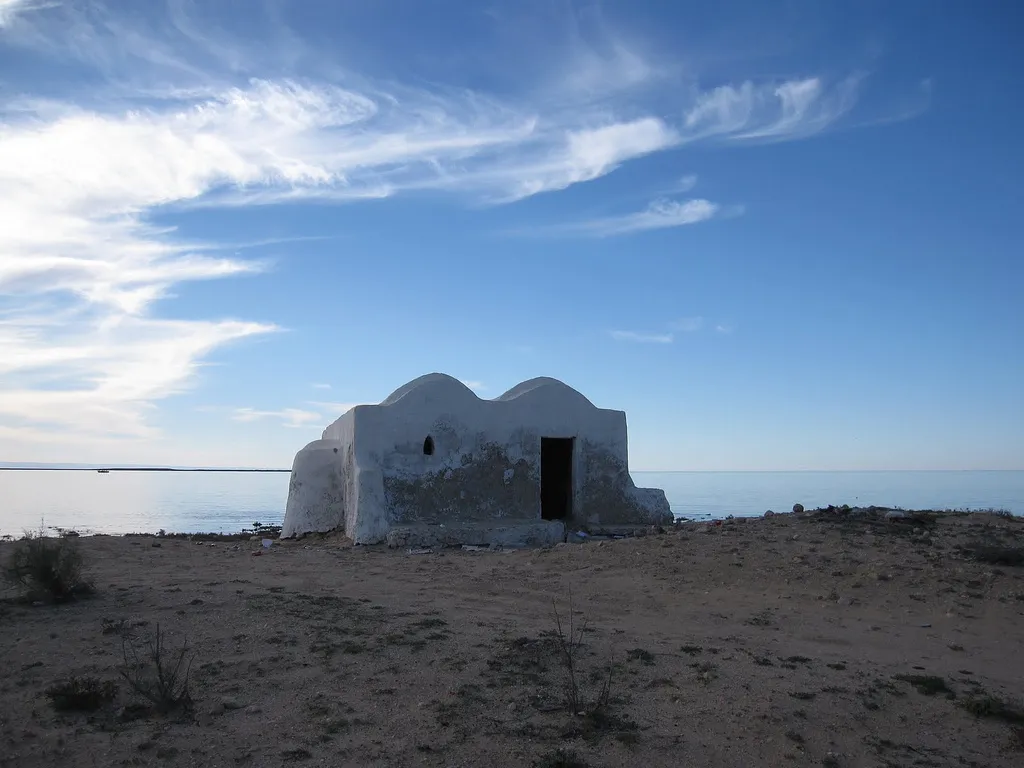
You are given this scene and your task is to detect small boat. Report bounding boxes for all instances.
[97,469,110,474]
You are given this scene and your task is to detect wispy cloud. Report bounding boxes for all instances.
[682,75,861,143]
[232,407,322,429]
[715,324,734,334]
[569,198,720,237]
[459,380,487,392]
[610,330,674,344]
[673,174,698,194]
[0,1,914,458]
[311,383,331,390]
[0,0,52,28]
[671,316,704,332]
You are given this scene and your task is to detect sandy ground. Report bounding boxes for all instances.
[2,510,1024,768]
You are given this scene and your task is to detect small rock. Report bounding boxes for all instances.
[221,697,244,711]
[764,510,775,518]
[837,597,856,607]
[151,542,161,548]
[792,503,804,514]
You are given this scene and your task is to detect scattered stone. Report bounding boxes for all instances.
[151,542,161,548]
[221,697,244,711]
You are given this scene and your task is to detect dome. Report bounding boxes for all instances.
[380,372,479,407]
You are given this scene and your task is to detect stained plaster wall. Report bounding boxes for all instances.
[281,373,671,544]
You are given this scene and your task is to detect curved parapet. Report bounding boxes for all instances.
[281,439,346,538]
[494,376,597,408]
[380,372,478,408]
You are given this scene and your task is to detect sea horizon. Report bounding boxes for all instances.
[2,467,1021,538]
[2,463,1021,473]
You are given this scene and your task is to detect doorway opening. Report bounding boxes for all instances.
[540,437,574,521]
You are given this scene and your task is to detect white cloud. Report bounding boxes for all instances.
[232,407,322,429]
[559,198,720,237]
[0,316,274,439]
[683,76,861,143]
[671,316,704,332]
[311,383,331,390]
[0,2,899,461]
[0,0,52,28]
[610,330,674,344]
[460,380,486,392]
[715,324,734,334]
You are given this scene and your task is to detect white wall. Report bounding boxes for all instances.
[282,373,670,543]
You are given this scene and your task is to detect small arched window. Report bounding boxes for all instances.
[423,436,435,456]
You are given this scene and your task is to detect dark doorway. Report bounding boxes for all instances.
[541,437,574,520]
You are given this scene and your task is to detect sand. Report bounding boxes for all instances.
[2,509,1023,768]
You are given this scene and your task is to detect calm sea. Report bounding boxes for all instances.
[1,469,1021,537]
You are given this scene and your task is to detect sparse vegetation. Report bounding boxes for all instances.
[960,694,1024,724]
[45,676,117,712]
[627,648,656,666]
[962,545,1024,567]
[245,521,283,538]
[119,623,194,713]
[3,531,93,602]
[551,590,613,718]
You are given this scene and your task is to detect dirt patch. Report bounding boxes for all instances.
[1,511,1022,767]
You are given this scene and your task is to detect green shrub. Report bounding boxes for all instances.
[4,532,92,601]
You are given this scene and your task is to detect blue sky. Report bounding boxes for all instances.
[0,0,1021,471]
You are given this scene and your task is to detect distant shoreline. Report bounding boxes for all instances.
[0,467,290,473]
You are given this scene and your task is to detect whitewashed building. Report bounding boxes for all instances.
[281,373,670,546]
